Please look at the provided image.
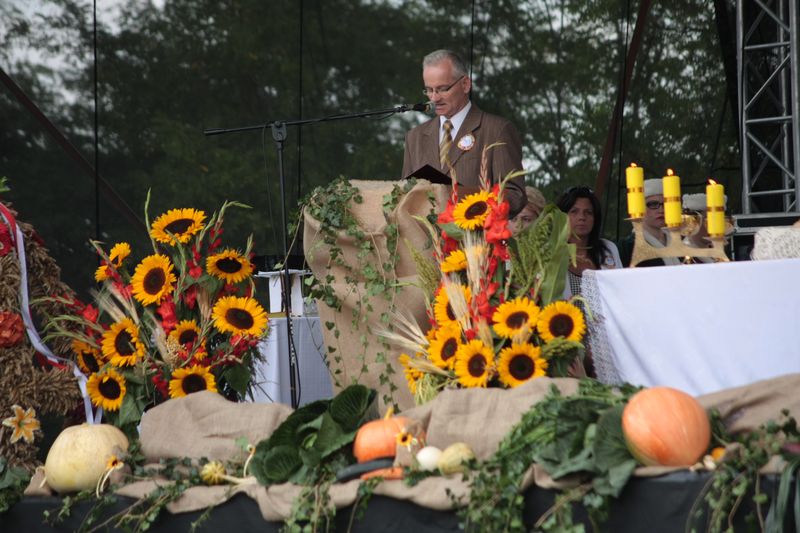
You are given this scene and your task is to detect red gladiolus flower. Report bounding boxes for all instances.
[81,304,99,323]
[0,224,12,257]
[157,299,177,332]
[183,285,198,309]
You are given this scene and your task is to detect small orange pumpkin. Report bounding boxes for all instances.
[622,386,711,467]
[353,407,412,464]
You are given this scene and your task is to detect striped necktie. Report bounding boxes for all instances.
[440,119,453,169]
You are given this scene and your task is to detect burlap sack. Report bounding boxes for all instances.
[303,179,450,410]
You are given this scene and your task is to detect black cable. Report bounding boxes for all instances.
[613,0,633,242]
[93,0,100,243]
[708,92,729,177]
[469,0,476,82]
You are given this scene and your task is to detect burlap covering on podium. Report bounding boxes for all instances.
[303,179,450,410]
[51,373,797,522]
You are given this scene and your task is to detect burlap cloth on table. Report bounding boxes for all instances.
[25,373,793,522]
[303,179,450,411]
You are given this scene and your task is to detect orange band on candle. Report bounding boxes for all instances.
[707,206,725,212]
[663,196,681,202]
[627,187,643,193]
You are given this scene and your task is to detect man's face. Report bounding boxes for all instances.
[643,194,665,231]
[422,60,471,118]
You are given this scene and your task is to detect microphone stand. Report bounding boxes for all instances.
[205,102,428,408]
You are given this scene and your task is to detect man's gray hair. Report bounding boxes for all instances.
[423,50,468,77]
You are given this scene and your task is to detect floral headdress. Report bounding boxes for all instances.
[45,198,268,434]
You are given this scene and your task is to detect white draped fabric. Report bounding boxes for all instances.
[583,258,800,396]
[251,317,333,406]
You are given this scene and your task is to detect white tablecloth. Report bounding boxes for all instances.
[251,317,333,406]
[583,258,800,396]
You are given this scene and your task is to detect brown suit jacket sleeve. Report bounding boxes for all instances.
[401,104,526,216]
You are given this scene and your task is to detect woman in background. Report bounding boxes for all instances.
[555,186,622,299]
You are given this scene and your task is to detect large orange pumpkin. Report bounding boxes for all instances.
[353,408,412,464]
[622,386,711,467]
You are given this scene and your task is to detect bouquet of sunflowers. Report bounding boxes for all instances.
[390,149,587,404]
[44,199,268,435]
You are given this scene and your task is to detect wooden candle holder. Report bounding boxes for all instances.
[629,219,729,267]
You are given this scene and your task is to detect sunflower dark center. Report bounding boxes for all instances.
[216,257,243,273]
[446,303,455,321]
[226,308,254,330]
[143,268,166,295]
[441,338,458,361]
[182,374,208,394]
[114,330,135,356]
[164,219,193,235]
[178,329,198,346]
[465,201,488,219]
[82,352,100,373]
[550,314,575,337]
[99,378,122,400]
[505,311,529,329]
[509,353,535,380]
[467,354,487,377]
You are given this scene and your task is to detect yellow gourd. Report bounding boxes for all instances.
[44,423,129,493]
[437,442,474,475]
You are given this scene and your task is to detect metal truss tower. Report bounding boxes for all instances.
[736,0,800,227]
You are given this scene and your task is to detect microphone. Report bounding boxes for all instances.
[398,102,434,113]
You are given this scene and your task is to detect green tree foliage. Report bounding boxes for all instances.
[0,0,738,295]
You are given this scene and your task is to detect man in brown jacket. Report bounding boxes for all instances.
[402,49,526,216]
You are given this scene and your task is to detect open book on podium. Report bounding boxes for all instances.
[405,164,480,198]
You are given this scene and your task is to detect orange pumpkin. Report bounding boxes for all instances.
[622,386,711,467]
[353,407,412,464]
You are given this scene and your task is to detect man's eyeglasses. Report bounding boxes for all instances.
[646,201,664,210]
[422,75,465,97]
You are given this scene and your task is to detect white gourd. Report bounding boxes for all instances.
[44,423,129,493]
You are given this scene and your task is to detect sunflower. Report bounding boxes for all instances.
[206,249,253,284]
[72,339,104,374]
[109,242,131,267]
[453,191,494,230]
[101,318,145,366]
[131,254,177,305]
[149,208,206,245]
[492,297,541,339]
[94,264,111,282]
[212,296,268,337]
[2,405,40,444]
[537,301,586,343]
[497,343,548,388]
[86,369,127,411]
[427,323,462,370]
[168,365,217,398]
[433,284,471,327]
[169,319,205,351]
[399,353,423,395]
[441,249,467,273]
[454,339,494,388]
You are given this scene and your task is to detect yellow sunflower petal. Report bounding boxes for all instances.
[441,249,467,273]
[109,242,131,267]
[497,343,548,388]
[206,249,254,284]
[168,365,217,399]
[454,339,494,388]
[87,369,127,411]
[150,208,206,245]
[453,191,494,230]
[131,254,177,306]
[211,296,268,337]
[537,301,586,343]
